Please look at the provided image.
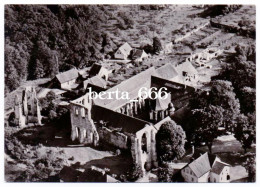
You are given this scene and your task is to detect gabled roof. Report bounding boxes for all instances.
[154,93,171,111]
[55,69,79,84]
[89,63,102,77]
[118,42,132,55]
[156,64,179,80]
[175,61,198,75]
[94,67,158,110]
[83,75,107,89]
[132,49,147,60]
[211,161,230,175]
[189,152,212,178]
[91,105,151,134]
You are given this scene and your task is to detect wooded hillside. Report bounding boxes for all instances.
[5,5,121,93]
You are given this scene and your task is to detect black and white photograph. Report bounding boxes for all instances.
[3,2,257,183]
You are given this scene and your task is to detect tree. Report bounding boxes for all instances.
[153,37,163,55]
[143,44,154,54]
[192,105,224,153]
[5,5,113,93]
[210,80,241,130]
[40,91,56,116]
[126,163,143,182]
[242,153,256,182]
[234,114,255,153]
[33,59,45,79]
[240,87,256,114]
[157,164,173,182]
[5,62,20,92]
[156,120,186,162]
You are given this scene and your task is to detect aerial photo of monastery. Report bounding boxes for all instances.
[4,4,256,182]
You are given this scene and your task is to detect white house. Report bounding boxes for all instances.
[181,151,231,183]
[55,68,79,90]
[155,62,199,88]
[173,61,199,86]
[114,42,132,60]
[164,42,173,54]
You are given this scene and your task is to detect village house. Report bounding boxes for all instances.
[114,42,132,60]
[164,42,173,54]
[181,150,231,183]
[131,49,149,62]
[173,61,199,86]
[53,68,79,90]
[83,75,107,90]
[89,63,113,81]
[156,62,199,88]
[186,47,223,67]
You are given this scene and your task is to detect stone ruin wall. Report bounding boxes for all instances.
[97,127,128,149]
[70,104,99,145]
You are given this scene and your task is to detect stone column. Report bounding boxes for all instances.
[134,102,137,115]
[78,128,84,143]
[137,138,144,171]
[151,131,158,167]
[71,126,77,141]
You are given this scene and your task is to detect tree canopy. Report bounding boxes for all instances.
[156,120,186,162]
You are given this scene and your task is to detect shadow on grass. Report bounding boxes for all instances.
[71,154,133,176]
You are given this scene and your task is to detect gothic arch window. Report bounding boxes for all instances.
[75,108,79,115]
[81,108,85,117]
[141,133,148,153]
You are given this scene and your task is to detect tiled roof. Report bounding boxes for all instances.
[156,64,179,80]
[154,93,171,111]
[189,152,212,178]
[118,42,132,56]
[93,67,158,110]
[132,49,147,60]
[56,69,79,84]
[91,105,152,134]
[84,75,107,89]
[89,63,102,76]
[211,161,229,175]
[175,61,198,75]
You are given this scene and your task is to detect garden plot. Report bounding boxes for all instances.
[216,5,255,30]
[102,5,209,47]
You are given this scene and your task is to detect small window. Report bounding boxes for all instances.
[191,177,194,182]
[75,109,79,115]
[182,71,188,76]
